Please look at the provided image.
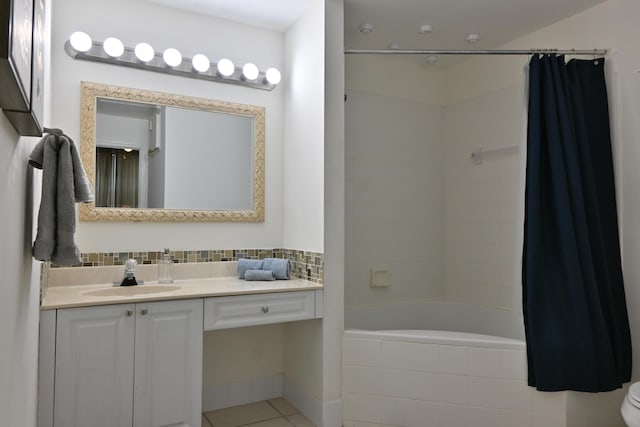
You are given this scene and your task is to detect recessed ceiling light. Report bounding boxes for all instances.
[419,24,433,35]
[359,23,374,34]
[466,33,480,43]
[426,55,438,64]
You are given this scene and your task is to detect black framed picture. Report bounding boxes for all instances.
[0,0,33,112]
[1,0,44,136]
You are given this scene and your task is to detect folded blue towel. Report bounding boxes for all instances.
[244,269,275,281]
[262,258,291,280]
[237,259,263,279]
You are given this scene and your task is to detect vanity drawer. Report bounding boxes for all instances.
[204,291,316,330]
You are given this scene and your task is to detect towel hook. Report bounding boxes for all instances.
[43,127,64,136]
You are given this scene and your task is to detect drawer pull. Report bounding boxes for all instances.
[140,308,148,316]
[125,309,133,317]
[261,306,269,313]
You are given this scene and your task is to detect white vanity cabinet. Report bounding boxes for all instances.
[48,299,203,427]
[38,284,323,427]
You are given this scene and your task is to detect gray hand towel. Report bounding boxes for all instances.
[262,258,291,280]
[244,269,275,281]
[237,258,263,279]
[30,134,94,266]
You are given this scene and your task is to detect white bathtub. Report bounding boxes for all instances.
[342,301,569,427]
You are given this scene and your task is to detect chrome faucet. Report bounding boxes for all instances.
[119,259,139,286]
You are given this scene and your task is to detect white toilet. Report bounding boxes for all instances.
[622,382,640,426]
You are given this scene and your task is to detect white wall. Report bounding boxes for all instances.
[443,85,525,311]
[345,90,444,307]
[0,119,42,427]
[163,108,253,210]
[280,2,327,424]
[344,56,446,309]
[202,325,285,411]
[345,55,447,106]
[283,0,325,253]
[0,1,51,425]
[52,0,285,252]
[321,0,345,424]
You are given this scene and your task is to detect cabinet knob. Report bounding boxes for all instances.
[125,309,133,317]
[261,306,269,313]
[140,308,148,316]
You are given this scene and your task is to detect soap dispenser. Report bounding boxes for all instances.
[158,248,174,283]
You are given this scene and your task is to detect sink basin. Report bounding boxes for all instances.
[83,285,181,297]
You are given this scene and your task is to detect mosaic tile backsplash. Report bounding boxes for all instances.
[53,248,324,283]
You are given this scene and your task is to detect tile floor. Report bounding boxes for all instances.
[203,398,314,427]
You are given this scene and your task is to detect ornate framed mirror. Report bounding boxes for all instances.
[79,82,265,222]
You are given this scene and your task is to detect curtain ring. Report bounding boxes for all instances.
[593,49,600,65]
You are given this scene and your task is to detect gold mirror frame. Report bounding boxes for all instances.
[79,82,265,222]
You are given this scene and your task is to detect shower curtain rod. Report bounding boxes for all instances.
[344,48,607,56]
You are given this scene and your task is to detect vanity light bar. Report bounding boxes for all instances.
[64,33,281,91]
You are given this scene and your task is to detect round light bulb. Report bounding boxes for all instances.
[134,42,155,62]
[242,63,259,81]
[103,37,124,58]
[265,68,281,85]
[191,54,210,72]
[216,58,235,77]
[163,48,182,67]
[69,31,92,52]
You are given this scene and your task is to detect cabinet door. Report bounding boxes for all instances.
[133,299,203,427]
[54,304,135,427]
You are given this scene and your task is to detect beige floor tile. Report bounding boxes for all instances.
[205,401,280,427]
[286,413,315,427]
[202,413,213,427]
[245,417,294,426]
[268,398,299,416]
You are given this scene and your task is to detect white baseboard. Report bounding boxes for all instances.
[322,399,343,427]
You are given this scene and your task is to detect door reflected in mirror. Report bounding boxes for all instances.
[95,98,254,211]
[96,146,139,208]
[79,82,265,222]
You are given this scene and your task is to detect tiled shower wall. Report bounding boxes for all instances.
[345,85,525,313]
[345,90,444,307]
[442,86,525,311]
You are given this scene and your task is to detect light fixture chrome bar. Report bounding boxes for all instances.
[344,48,608,56]
[65,41,277,91]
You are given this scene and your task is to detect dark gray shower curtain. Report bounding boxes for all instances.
[523,55,632,392]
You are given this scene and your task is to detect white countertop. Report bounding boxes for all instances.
[41,277,323,310]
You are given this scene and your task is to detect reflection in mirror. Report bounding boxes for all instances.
[95,99,254,211]
[79,82,265,222]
